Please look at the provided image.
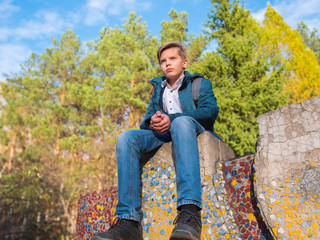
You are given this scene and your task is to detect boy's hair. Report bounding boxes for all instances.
[157,42,187,63]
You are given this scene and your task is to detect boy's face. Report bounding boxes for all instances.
[159,47,188,84]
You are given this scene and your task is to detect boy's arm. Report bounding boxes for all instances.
[167,78,219,130]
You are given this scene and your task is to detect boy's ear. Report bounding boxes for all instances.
[183,58,188,69]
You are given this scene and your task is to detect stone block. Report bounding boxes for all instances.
[141,150,273,240]
[140,132,237,239]
[255,96,320,239]
[76,132,272,239]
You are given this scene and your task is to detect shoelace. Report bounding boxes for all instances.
[173,210,201,230]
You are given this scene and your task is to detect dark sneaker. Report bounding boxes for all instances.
[91,218,143,240]
[169,209,202,240]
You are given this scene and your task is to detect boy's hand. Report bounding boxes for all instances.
[150,111,171,134]
[150,111,162,126]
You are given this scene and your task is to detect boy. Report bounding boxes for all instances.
[91,42,219,240]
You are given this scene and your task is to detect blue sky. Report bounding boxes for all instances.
[1,0,320,81]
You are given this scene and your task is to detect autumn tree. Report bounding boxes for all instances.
[259,5,320,102]
[1,3,319,239]
[297,21,320,64]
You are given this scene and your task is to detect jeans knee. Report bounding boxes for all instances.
[117,131,134,150]
[117,131,126,145]
[171,116,195,132]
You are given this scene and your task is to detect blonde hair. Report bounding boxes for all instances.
[157,42,187,64]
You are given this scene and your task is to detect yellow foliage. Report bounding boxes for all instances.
[258,4,320,103]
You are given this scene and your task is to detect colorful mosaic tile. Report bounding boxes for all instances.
[140,157,241,240]
[76,155,275,240]
[75,97,320,240]
[222,155,273,240]
[256,158,320,240]
[140,154,273,239]
[76,158,278,239]
[76,187,118,240]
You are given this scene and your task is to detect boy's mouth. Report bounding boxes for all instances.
[166,68,173,72]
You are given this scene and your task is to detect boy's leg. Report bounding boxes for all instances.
[171,116,204,209]
[115,129,171,221]
[169,116,205,240]
[92,129,171,240]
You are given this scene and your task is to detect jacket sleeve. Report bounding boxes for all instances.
[167,78,219,130]
[140,94,157,130]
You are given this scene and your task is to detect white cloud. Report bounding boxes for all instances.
[0,44,31,81]
[272,0,320,29]
[84,0,152,26]
[0,10,74,42]
[0,0,20,19]
[251,0,320,29]
[251,8,266,23]
[0,28,11,41]
[17,10,73,40]
[0,5,78,81]
[87,0,112,8]
[0,0,153,42]
[84,0,112,26]
[0,0,154,79]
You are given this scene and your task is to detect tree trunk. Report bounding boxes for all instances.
[8,131,16,173]
[129,79,135,127]
[55,85,66,156]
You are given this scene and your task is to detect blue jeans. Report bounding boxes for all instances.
[115,116,205,221]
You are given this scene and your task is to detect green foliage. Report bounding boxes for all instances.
[0,161,65,239]
[160,8,208,63]
[160,9,188,43]
[0,13,161,238]
[190,0,289,155]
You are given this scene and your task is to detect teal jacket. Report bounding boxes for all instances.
[140,71,221,140]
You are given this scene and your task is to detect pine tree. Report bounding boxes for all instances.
[190,0,289,155]
[80,12,160,191]
[160,9,208,63]
[0,30,87,237]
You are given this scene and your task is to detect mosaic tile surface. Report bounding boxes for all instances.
[256,158,320,239]
[140,154,273,240]
[76,156,275,240]
[141,157,241,240]
[255,96,320,240]
[222,155,273,240]
[76,187,118,240]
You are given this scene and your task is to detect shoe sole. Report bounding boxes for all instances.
[91,236,113,240]
[91,235,143,240]
[169,229,199,240]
